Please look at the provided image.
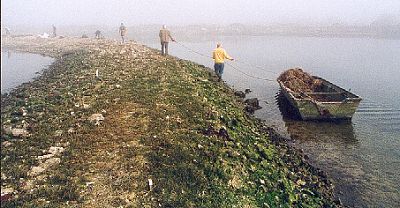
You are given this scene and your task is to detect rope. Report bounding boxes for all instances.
[174,41,276,82]
[233,59,277,75]
[174,41,212,59]
[225,62,275,81]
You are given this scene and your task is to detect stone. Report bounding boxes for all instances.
[11,128,29,137]
[54,130,63,137]
[43,158,61,169]
[1,173,7,180]
[244,98,260,108]
[234,91,245,98]
[1,187,14,202]
[89,113,105,125]
[67,127,75,134]
[2,126,12,135]
[2,141,13,147]
[28,166,46,177]
[48,146,64,155]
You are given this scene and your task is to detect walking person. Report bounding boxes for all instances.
[159,25,175,56]
[212,43,234,81]
[119,23,127,43]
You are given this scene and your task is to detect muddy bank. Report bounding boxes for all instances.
[1,36,339,207]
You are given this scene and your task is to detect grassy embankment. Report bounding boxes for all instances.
[1,37,337,207]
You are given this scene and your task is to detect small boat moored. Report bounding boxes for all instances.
[277,68,362,120]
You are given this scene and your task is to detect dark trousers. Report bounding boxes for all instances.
[214,63,225,80]
[161,41,169,55]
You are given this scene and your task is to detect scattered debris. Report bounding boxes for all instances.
[148,179,153,191]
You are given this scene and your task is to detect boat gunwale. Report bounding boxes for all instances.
[278,77,362,104]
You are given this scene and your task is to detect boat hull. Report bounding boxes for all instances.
[278,77,362,120]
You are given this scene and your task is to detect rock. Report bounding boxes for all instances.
[67,127,76,134]
[2,141,13,147]
[43,157,61,169]
[89,113,105,125]
[83,103,90,109]
[202,126,217,136]
[244,98,260,108]
[2,126,12,135]
[244,106,255,114]
[234,91,245,98]
[54,130,63,137]
[218,128,230,139]
[1,187,14,202]
[244,98,262,114]
[28,166,46,177]
[28,157,61,177]
[245,89,252,93]
[48,146,64,155]
[37,154,54,160]
[1,173,7,180]
[11,128,29,137]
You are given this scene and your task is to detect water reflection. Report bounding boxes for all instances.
[275,90,367,206]
[1,50,54,93]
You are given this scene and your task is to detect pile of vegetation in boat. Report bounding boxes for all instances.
[277,68,323,94]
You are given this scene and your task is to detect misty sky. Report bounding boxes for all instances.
[2,0,400,26]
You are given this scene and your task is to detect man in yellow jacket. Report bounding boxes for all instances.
[212,43,234,81]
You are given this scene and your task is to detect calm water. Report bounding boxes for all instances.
[141,36,400,207]
[1,50,54,93]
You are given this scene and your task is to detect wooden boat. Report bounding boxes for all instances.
[278,76,362,120]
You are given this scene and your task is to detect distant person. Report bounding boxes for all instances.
[95,30,102,39]
[5,27,11,36]
[212,43,234,81]
[119,23,127,43]
[52,25,57,37]
[159,25,175,56]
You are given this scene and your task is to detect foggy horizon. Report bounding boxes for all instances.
[2,0,400,27]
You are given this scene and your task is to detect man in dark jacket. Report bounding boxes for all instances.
[159,25,175,56]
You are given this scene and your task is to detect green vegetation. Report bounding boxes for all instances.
[1,37,337,207]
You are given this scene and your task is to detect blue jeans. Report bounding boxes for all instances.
[214,63,224,79]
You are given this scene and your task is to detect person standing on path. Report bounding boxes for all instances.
[52,25,57,37]
[212,43,234,81]
[159,25,175,56]
[119,23,127,43]
[95,30,102,39]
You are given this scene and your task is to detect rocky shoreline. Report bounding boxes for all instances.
[1,36,340,207]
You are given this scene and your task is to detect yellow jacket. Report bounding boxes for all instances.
[213,47,232,63]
